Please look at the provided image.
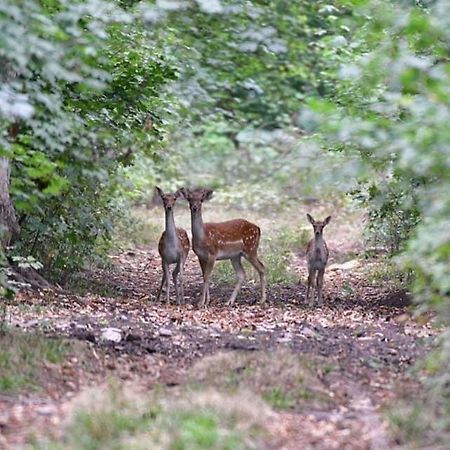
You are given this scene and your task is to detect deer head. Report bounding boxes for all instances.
[180,187,213,213]
[307,214,331,237]
[155,186,183,211]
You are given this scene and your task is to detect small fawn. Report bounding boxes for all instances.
[155,187,190,304]
[181,187,266,307]
[306,214,331,306]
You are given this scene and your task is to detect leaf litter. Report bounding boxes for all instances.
[0,244,437,449]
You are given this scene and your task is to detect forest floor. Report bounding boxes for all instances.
[0,203,436,449]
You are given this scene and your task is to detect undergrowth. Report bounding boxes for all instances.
[387,332,450,448]
[365,256,413,289]
[35,349,335,448]
[35,382,269,450]
[0,329,69,392]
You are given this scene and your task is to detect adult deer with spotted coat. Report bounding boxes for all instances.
[181,188,266,307]
[306,213,331,307]
[155,187,190,304]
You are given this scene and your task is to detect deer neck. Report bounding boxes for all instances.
[314,234,324,248]
[191,208,206,243]
[164,208,178,244]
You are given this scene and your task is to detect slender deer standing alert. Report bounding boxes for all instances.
[155,187,190,304]
[306,214,331,306]
[181,187,266,307]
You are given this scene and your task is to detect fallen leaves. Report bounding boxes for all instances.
[0,245,438,449]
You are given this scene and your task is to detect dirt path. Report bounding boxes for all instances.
[1,247,435,449]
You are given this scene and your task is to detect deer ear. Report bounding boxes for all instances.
[203,189,214,201]
[324,216,332,225]
[174,188,183,199]
[155,186,164,198]
[306,213,315,225]
[178,187,189,199]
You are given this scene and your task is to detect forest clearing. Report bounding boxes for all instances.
[0,203,436,448]
[1,0,450,449]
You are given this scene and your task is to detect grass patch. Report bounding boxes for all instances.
[386,345,450,448]
[262,227,308,285]
[188,349,333,411]
[36,383,270,450]
[212,260,239,285]
[263,250,296,285]
[262,387,296,409]
[387,404,427,447]
[112,208,164,249]
[0,329,69,392]
[171,410,242,450]
[366,257,412,288]
[276,227,310,252]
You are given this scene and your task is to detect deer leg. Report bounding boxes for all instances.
[306,269,311,303]
[317,268,325,306]
[172,261,181,305]
[205,257,216,307]
[307,269,317,306]
[199,257,215,307]
[156,263,167,302]
[227,256,246,306]
[246,254,266,304]
[179,257,186,304]
[162,263,170,304]
[205,283,211,306]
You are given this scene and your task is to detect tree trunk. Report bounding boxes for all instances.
[0,157,20,249]
[0,157,51,290]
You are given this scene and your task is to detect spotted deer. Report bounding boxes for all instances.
[180,187,266,307]
[306,214,331,306]
[155,187,190,304]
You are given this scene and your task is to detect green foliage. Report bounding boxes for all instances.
[0,0,176,280]
[69,408,150,450]
[16,187,118,280]
[304,0,450,316]
[366,257,411,288]
[148,0,353,129]
[303,0,450,440]
[111,205,163,249]
[212,260,237,285]
[387,330,450,447]
[353,177,421,253]
[262,228,306,285]
[136,0,358,198]
[171,411,241,450]
[262,387,296,410]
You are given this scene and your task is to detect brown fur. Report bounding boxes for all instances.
[306,214,331,307]
[181,188,266,307]
[158,228,190,256]
[155,187,190,304]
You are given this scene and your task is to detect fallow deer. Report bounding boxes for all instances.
[155,187,190,304]
[181,187,266,307]
[306,214,331,306]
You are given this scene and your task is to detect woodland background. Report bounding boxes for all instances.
[1,0,450,448]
